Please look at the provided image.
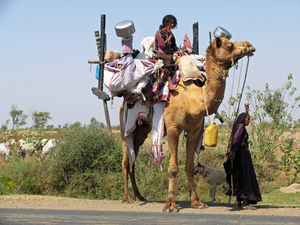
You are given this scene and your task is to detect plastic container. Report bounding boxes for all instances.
[204,122,218,147]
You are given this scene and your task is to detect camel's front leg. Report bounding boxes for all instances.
[163,126,181,212]
[186,128,207,209]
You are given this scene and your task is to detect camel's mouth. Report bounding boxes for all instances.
[247,47,256,56]
[247,51,255,56]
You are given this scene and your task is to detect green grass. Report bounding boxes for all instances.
[258,189,300,207]
[0,127,300,208]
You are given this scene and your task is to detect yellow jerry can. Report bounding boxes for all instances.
[204,122,218,147]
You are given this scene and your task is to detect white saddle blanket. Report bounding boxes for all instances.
[104,54,157,93]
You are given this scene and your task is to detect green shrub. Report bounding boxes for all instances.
[0,172,16,195]
[1,157,48,195]
[53,127,122,175]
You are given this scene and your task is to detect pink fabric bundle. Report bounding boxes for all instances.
[122,37,133,54]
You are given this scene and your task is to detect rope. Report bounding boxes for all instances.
[97,53,106,65]
[228,62,237,116]
[205,84,223,102]
[203,86,210,124]
[235,56,250,119]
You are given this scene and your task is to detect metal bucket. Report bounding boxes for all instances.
[115,20,135,38]
[213,26,232,40]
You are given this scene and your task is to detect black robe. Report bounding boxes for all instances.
[224,123,262,204]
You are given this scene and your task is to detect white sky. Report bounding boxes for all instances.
[1,0,300,128]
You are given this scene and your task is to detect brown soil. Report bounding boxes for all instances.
[1,195,299,217]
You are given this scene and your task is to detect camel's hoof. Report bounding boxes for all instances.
[173,208,179,213]
[122,198,134,204]
[194,203,208,209]
[164,208,171,213]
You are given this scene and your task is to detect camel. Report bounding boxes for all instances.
[120,37,255,212]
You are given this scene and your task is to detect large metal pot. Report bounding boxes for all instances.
[213,26,232,40]
[115,20,135,38]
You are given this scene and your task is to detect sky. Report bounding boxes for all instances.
[1,0,300,129]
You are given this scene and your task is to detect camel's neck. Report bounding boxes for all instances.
[204,53,228,113]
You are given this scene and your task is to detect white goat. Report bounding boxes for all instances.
[0,143,11,160]
[18,139,36,157]
[140,37,155,55]
[41,139,56,159]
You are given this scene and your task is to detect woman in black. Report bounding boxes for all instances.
[227,112,262,209]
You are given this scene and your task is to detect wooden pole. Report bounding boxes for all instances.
[192,22,199,55]
[94,14,112,135]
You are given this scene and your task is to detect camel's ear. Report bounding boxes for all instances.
[216,37,222,48]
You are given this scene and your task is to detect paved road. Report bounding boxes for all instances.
[1,208,299,224]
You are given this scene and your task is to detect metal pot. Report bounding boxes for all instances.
[213,26,232,40]
[115,20,135,38]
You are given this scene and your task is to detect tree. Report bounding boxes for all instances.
[1,119,9,130]
[245,74,300,185]
[9,105,28,129]
[69,121,82,129]
[89,117,105,129]
[46,124,54,130]
[31,111,52,129]
[263,85,287,124]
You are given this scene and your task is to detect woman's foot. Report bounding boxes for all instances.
[236,202,242,209]
[242,205,257,210]
[242,199,256,210]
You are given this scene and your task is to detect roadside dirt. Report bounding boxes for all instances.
[1,194,299,217]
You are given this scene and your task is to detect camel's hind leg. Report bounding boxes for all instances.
[130,122,151,201]
[185,122,207,209]
[121,138,133,203]
[121,119,151,203]
[121,142,147,202]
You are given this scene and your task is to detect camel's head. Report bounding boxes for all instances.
[207,37,255,70]
[233,40,256,57]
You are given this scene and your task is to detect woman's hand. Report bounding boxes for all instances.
[228,151,235,159]
[166,26,173,41]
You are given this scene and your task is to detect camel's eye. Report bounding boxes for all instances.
[228,44,234,51]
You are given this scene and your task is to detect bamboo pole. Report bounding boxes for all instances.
[94,15,112,135]
[192,22,199,55]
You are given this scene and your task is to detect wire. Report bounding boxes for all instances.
[0,81,95,90]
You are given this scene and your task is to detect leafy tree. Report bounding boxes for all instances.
[1,119,9,130]
[89,117,105,129]
[245,74,300,185]
[46,125,54,130]
[263,85,287,124]
[69,121,82,129]
[31,111,52,129]
[9,105,28,129]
